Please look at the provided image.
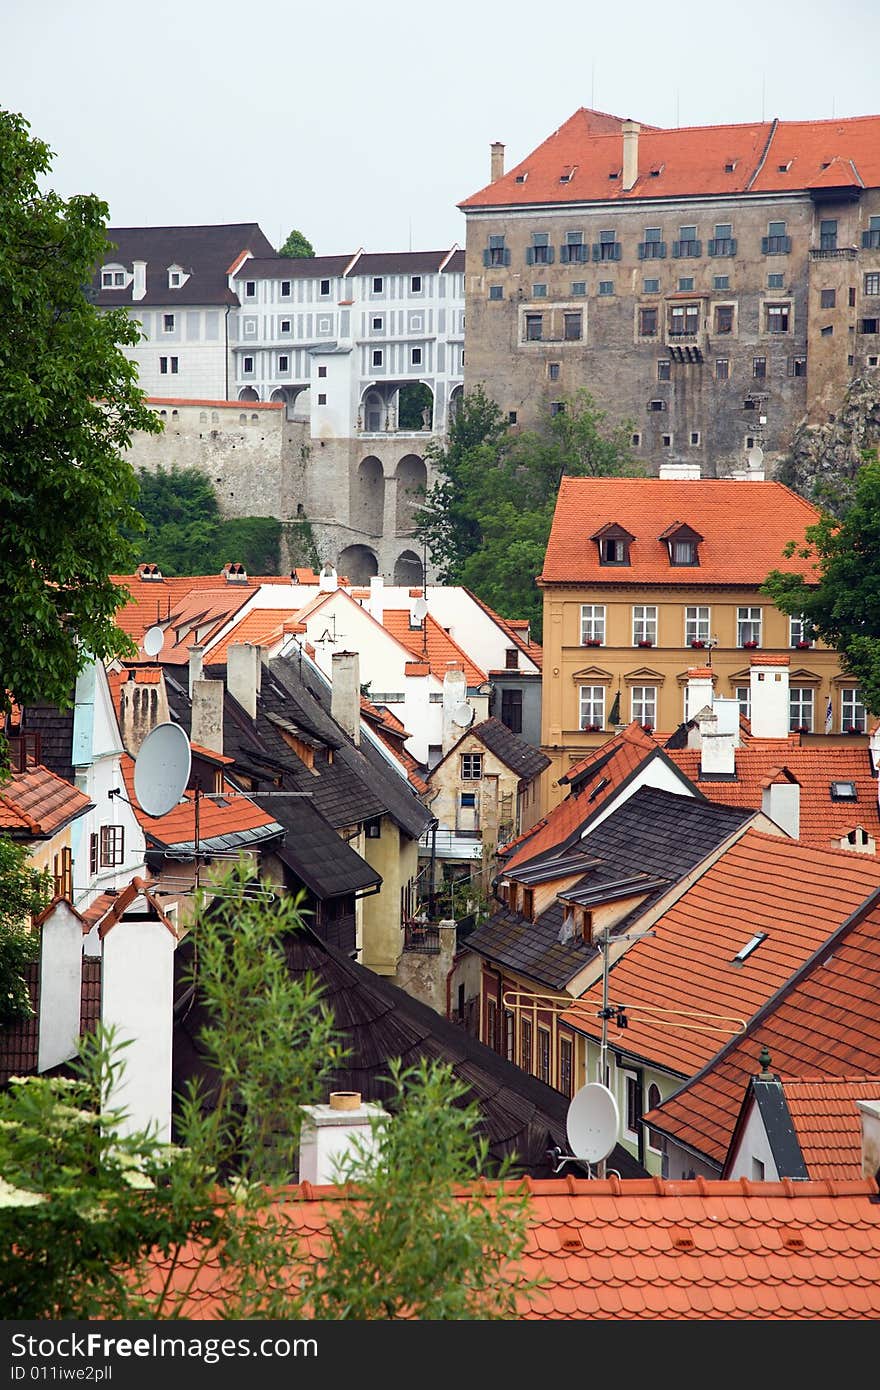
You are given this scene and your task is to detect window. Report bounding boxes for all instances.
[678,277,695,292]
[624,1072,641,1139]
[736,686,751,720]
[686,606,710,643]
[488,285,503,300]
[668,303,700,337]
[820,288,836,309]
[842,688,866,732]
[674,225,701,257]
[163,313,175,332]
[501,687,522,734]
[571,281,587,296]
[594,229,620,262]
[639,306,659,337]
[633,604,657,645]
[243,355,254,373]
[317,365,327,378]
[599,533,629,561]
[89,833,99,876]
[532,283,547,298]
[790,355,807,377]
[280,318,292,334]
[365,816,382,839]
[280,280,291,296]
[505,647,519,669]
[527,232,553,266]
[765,302,791,333]
[460,792,476,810]
[53,846,72,899]
[548,362,560,381]
[580,604,605,644]
[753,356,767,379]
[631,432,642,447]
[598,281,614,296]
[559,1037,573,1098]
[767,273,785,291]
[550,400,565,416]
[714,304,734,334]
[647,1082,664,1151]
[503,1009,515,1064]
[643,278,660,294]
[277,354,289,373]
[411,347,422,366]
[790,687,814,732]
[713,275,730,291]
[244,280,256,298]
[317,393,327,405]
[561,230,587,264]
[485,235,509,268]
[830,780,858,801]
[715,358,730,381]
[639,227,666,259]
[631,686,657,728]
[579,685,605,730]
[819,219,838,251]
[520,1017,533,1073]
[537,1028,551,1084]
[763,221,791,254]
[690,431,701,446]
[790,615,813,647]
[648,399,668,412]
[461,753,483,780]
[657,358,671,381]
[661,433,673,447]
[169,270,181,287]
[864,273,880,296]
[563,311,582,340]
[861,318,880,334]
[709,223,736,257]
[862,217,880,250]
[737,607,762,647]
[319,279,331,296]
[486,998,498,1051]
[372,276,383,293]
[372,348,383,368]
[100,825,124,868]
[524,313,543,341]
[850,287,857,307]
[411,274,422,293]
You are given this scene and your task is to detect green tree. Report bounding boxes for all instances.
[133,466,282,576]
[279,229,315,258]
[0,836,50,1026]
[0,110,160,722]
[763,451,880,714]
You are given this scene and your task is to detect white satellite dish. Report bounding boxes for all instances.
[566,1082,619,1164]
[133,721,192,818]
[746,445,764,469]
[451,701,472,727]
[412,597,429,622]
[143,625,165,657]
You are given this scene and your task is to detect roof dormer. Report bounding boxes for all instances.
[590,522,635,566]
[658,521,704,566]
[100,263,128,290]
[167,263,189,290]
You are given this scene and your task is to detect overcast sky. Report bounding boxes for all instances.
[4,0,879,255]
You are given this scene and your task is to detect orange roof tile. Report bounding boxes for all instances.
[780,1077,880,1181]
[206,608,294,663]
[0,765,91,837]
[147,396,282,410]
[382,610,486,687]
[540,478,821,587]
[648,892,880,1166]
[112,573,297,644]
[562,829,880,1079]
[144,1174,880,1319]
[120,756,279,848]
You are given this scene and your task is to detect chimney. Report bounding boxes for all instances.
[227,642,262,721]
[713,697,741,748]
[490,142,505,183]
[698,709,736,777]
[299,1092,387,1185]
[37,901,84,1074]
[761,769,800,839]
[658,461,701,480]
[118,671,169,755]
[191,678,224,756]
[188,644,204,699]
[319,564,338,592]
[684,667,714,724]
[132,260,147,301]
[331,650,361,746]
[749,656,790,739]
[857,1098,880,1181]
[622,120,640,191]
[369,574,384,626]
[442,664,469,754]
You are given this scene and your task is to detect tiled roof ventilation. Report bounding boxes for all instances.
[137,563,163,582]
[222,562,249,583]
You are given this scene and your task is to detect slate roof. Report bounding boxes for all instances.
[274,810,381,900]
[231,254,354,281]
[93,224,275,307]
[16,704,75,782]
[539,477,821,586]
[0,764,91,837]
[468,717,550,782]
[469,787,753,990]
[171,927,643,1182]
[646,890,880,1167]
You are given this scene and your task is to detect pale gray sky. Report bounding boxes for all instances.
[4,0,880,254]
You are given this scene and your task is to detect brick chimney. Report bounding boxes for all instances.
[331,650,361,746]
[622,120,640,191]
[749,656,790,739]
[490,142,505,183]
[227,642,262,721]
[299,1092,387,1184]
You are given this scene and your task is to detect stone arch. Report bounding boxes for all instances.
[238,386,260,402]
[395,453,427,534]
[350,456,385,536]
[361,388,387,433]
[448,384,463,427]
[397,381,434,431]
[270,389,285,403]
[337,544,379,585]
[393,550,424,586]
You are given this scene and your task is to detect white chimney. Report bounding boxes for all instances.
[659,461,701,480]
[761,769,800,839]
[188,644,205,699]
[699,709,736,777]
[299,1092,386,1184]
[749,656,790,739]
[227,642,262,721]
[857,1098,880,1180]
[331,649,361,747]
[369,574,384,625]
[442,664,469,754]
[101,906,177,1142]
[37,900,84,1075]
[714,697,742,748]
[490,142,505,183]
[319,564,338,592]
[622,120,640,191]
[191,678,224,756]
[685,667,714,724]
[132,260,147,301]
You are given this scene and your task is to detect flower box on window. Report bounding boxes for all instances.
[584,638,602,647]
[637,639,654,648]
[584,723,602,733]
[641,723,654,734]
[743,640,759,649]
[846,725,863,734]
[689,639,705,649]
[795,640,811,650]
[794,724,810,734]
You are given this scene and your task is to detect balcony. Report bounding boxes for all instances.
[402,920,442,954]
[418,827,482,861]
[809,247,857,260]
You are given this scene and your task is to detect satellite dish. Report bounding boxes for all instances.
[133,722,191,818]
[143,625,165,657]
[412,597,429,621]
[746,445,764,469]
[566,1082,619,1164]
[451,701,472,726]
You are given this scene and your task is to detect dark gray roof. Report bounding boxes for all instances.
[231,255,354,281]
[469,787,755,990]
[19,703,75,781]
[275,812,381,899]
[354,249,463,275]
[470,717,550,782]
[93,224,275,307]
[171,928,645,1181]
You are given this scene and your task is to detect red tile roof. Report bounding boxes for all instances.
[144,1174,880,1319]
[779,1077,880,1181]
[461,110,880,208]
[647,891,880,1166]
[382,610,486,687]
[112,573,297,644]
[0,765,91,837]
[120,755,280,849]
[206,608,293,662]
[540,478,821,586]
[562,829,880,1079]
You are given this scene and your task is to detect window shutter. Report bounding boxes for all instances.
[729,238,737,255]
[783,236,791,254]
[482,249,490,267]
[761,236,770,254]
[863,230,873,249]
[525,247,534,265]
[657,242,666,258]
[693,240,702,257]
[638,243,646,260]
[560,245,570,263]
[708,239,716,256]
[612,242,621,261]
[592,244,601,262]
[546,246,555,264]
[672,240,681,258]
[503,248,511,266]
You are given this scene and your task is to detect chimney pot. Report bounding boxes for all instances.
[490,142,505,183]
[622,120,640,191]
[330,1091,362,1111]
[331,649,361,746]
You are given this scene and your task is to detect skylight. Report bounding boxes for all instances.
[830,780,858,801]
[732,931,768,964]
[587,776,610,804]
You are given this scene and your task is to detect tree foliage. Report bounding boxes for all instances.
[0,109,160,720]
[762,451,880,714]
[0,835,50,1026]
[278,229,315,258]
[133,465,282,575]
[417,387,641,637]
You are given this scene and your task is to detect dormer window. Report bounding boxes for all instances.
[167,264,187,289]
[591,522,634,566]
[659,521,703,566]
[101,265,126,289]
